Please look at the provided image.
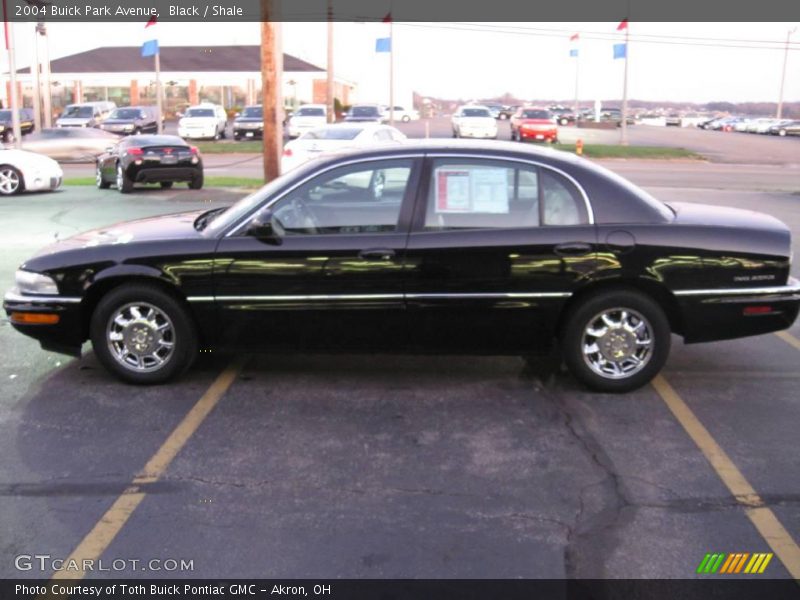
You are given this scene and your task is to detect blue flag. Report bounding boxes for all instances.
[375,37,391,53]
[569,48,578,57]
[142,39,159,57]
[613,43,626,59]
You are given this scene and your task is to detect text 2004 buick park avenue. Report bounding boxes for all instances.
[4,140,799,392]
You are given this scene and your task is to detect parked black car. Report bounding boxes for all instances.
[98,106,159,135]
[5,140,799,391]
[233,105,264,140]
[344,105,383,123]
[0,108,35,143]
[95,134,203,193]
[768,120,800,137]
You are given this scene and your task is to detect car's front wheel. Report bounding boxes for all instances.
[90,283,198,384]
[0,165,23,195]
[779,129,787,137]
[96,164,110,189]
[561,289,670,393]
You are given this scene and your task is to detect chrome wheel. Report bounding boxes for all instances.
[95,165,103,187]
[116,164,124,189]
[0,167,21,194]
[582,307,653,379]
[106,302,175,372]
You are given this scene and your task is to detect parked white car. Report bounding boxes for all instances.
[177,103,228,140]
[281,123,406,172]
[0,148,63,195]
[380,105,420,123]
[451,105,498,139]
[55,101,117,128]
[287,104,328,138]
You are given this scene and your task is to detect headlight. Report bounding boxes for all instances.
[124,124,134,130]
[15,270,59,295]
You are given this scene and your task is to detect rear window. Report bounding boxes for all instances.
[461,108,490,117]
[185,108,215,117]
[62,106,93,118]
[296,107,325,117]
[242,106,263,118]
[521,110,551,119]
[111,108,144,119]
[124,135,186,147]
[303,128,362,141]
[351,106,380,117]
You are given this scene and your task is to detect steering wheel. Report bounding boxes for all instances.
[275,197,319,233]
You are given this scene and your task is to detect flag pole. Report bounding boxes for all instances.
[155,51,163,134]
[574,45,579,114]
[620,23,629,146]
[389,18,394,125]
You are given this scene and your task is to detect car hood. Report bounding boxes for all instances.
[57,118,91,126]
[456,117,496,127]
[235,117,263,124]
[668,202,789,234]
[27,210,206,259]
[180,117,216,127]
[102,119,138,125]
[518,119,555,126]
[345,116,381,122]
[0,148,61,170]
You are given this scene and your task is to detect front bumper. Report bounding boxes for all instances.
[3,289,85,356]
[676,277,800,343]
[520,128,558,141]
[234,127,263,139]
[459,128,498,138]
[178,128,217,139]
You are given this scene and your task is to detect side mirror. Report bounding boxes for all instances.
[105,146,114,153]
[247,210,283,245]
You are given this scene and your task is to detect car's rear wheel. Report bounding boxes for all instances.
[96,164,110,189]
[4,131,16,144]
[0,165,23,195]
[402,115,411,123]
[116,163,133,193]
[188,171,204,190]
[779,129,787,137]
[561,290,670,393]
[90,283,198,384]
[160,181,174,189]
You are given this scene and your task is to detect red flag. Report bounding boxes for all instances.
[382,12,392,23]
[616,18,628,31]
[569,33,579,41]
[145,14,157,28]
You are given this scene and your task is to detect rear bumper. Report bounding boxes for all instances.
[234,127,263,139]
[128,164,202,183]
[676,278,800,343]
[3,289,85,356]
[519,128,558,141]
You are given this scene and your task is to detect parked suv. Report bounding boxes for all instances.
[55,101,116,128]
[0,108,35,143]
[233,105,264,140]
[98,106,159,135]
[177,103,228,140]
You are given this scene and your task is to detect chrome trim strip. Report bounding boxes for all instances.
[673,279,800,297]
[424,152,595,225]
[3,291,82,304]
[224,154,427,237]
[187,292,571,303]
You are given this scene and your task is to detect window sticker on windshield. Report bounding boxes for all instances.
[435,167,509,214]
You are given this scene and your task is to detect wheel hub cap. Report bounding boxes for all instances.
[582,307,653,380]
[106,302,175,372]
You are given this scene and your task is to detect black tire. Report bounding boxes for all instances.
[90,283,198,384]
[213,129,221,141]
[134,128,142,135]
[561,289,671,393]
[188,171,204,190]
[4,130,16,144]
[560,118,569,126]
[160,181,174,189]
[402,115,411,123]
[0,164,24,195]
[452,129,458,138]
[510,129,517,141]
[220,127,227,139]
[115,162,134,193]
[95,164,111,189]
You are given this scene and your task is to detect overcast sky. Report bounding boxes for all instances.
[3,21,799,104]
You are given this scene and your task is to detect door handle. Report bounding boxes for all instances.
[554,242,592,256]
[358,248,396,261]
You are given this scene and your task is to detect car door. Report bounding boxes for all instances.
[213,157,421,351]
[404,156,599,354]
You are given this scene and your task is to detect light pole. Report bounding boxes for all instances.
[777,26,797,120]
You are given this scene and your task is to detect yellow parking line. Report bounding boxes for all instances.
[652,375,800,579]
[775,330,800,352]
[51,358,246,581]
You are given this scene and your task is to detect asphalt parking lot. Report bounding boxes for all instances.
[1,136,800,579]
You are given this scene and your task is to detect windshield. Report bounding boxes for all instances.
[295,107,325,117]
[302,127,362,141]
[0,110,10,120]
[521,110,551,119]
[461,108,490,117]
[62,106,93,118]
[242,106,263,118]
[351,106,379,117]
[111,108,144,120]
[185,108,215,118]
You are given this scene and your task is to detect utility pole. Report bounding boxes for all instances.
[5,11,22,147]
[777,27,797,120]
[155,53,163,133]
[38,22,52,128]
[388,18,394,125]
[326,0,334,123]
[260,0,281,181]
[31,24,42,133]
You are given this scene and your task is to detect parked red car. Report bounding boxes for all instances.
[510,107,559,143]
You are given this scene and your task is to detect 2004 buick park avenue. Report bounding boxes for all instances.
[4,141,799,391]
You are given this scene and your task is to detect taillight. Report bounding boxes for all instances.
[743,306,773,315]
[189,146,199,155]
[126,147,143,157]
[283,147,293,157]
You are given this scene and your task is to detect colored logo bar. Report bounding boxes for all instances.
[696,552,773,574]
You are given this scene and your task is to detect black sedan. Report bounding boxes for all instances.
[0,108,35,143]
[233,105,263,140]
[4,140,799,391]
[95,134,203,193]
[769,120,800,137]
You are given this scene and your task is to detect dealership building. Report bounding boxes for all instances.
[10,45,357,117]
